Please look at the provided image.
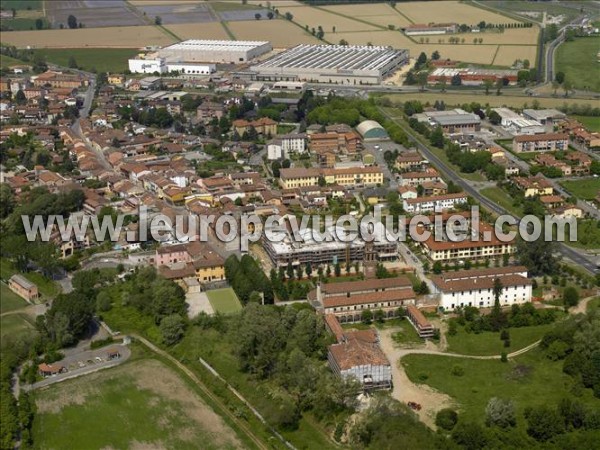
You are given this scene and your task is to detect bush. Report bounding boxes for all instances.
[90,337,114,349]
[546,340,569,361]
[436,408,458,431]
[485,397,516,428]
[500,352,508,362]
[451,365,465,377]
[418,372,429,381]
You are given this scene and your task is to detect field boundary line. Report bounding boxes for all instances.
[312,5,388,31]
[220,21,237,40]
[390,4,414,24]
[490,45,501,65]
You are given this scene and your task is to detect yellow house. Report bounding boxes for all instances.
[513,176,553,198]
[163,186,189,205]
[193,255,225,283]
[108,74,125,85]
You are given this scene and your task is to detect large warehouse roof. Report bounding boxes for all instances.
[162,39,270,52]
[356,120,388,139]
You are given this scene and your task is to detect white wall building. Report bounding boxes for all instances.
[166,62,216,76]
[280,133,306,154]
[158,39,272,64]
[128,57,167,74]
[403,193,468,214]
[432,266,533,311]
[267,140,285,160]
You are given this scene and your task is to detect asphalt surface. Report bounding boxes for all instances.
[378,107,599,274]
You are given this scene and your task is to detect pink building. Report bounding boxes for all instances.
[155,244,192,267]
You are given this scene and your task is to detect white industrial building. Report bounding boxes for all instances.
[158,39,272,63]
[431,266,533,311]
[165,62,216,76]
[248,44,409,85]
[128,57,167,74]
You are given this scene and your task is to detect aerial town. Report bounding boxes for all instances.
[0,1,599,449]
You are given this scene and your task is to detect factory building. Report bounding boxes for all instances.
[247,44,409,85]
[158,39,272,64]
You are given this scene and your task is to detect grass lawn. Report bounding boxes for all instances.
[560,178,600,201]
[567,219,600,250]
[206,288,242,314]
[402,347,599,426]
[0,53,27,68]
[32,355,244,450]
[0,283,28,313]
[446,323,558,356]
[2,0,41,10]
[572,115,600,132]
[33,48,138,74]
[1,18,46,31]
[391,319,423,345]
[555,36,600,92]
[587,297,600,312]
[0,313,35,344]
[480,186,524,217]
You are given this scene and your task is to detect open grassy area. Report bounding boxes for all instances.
[210,1,264,12]
[480,186,524,217]
[2,0,41,10]
[0,283,28,313]
[572,115,600,132]
[391,320,423,345]
[0,54,26,68]
[555,37,600,92]
[446,322,558,356]
[33,48,138,73]
[0,313,35,343]
[560,178,600,201]
[1,18,47,31]
[206,288,242,314]
[402,347,599,426]
[32,355,244,450]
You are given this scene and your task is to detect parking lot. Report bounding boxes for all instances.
[27,344,131,391]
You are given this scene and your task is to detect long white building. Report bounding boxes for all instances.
[403,192,468,214]
[431,266,533,311]
[248,44,409,84]
[158,39,272,63]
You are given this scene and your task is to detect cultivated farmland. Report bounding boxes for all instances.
[1,26,176,48]
[397,1,519,26]
[165,22,231,41]
[556,37,600,92]
[136,3,216,24]
[322,2,411,28]
[45,0,145,28]
[277,5,380,33]
[493,44,538,66]
[33,48,138,73]
[32,357,244,450]
[228,19,320,46]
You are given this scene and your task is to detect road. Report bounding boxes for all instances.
[363,141,400,189]
[545,14,588,83]
[378,107,599,274]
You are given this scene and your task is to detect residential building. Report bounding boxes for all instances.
[512,176,553,198]
[403,192,468,214]
[431,266,532,310]
[513,133,568,153]
[279,166,383,189]
[8,274,39,301]
[232,117,277,136]
[196,102,225,122]
[406,305,435,338]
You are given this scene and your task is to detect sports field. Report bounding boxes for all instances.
[0,283,28,314]
[32,358,243,449]
[555,36,600,92]
[33,48,138,73]
[206,288,243,314]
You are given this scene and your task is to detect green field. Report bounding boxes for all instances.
[572,115,600,132]
[1,18,46,31]
[0,313,35,343]
[560,178,600,201]
[206,288,242,314]
[481,186,524,217]
[32,356,244,450]
[0,53,26,68]
[402,347,598,426]
[446,323,557,356]
[555,37,600,92]
[0,283,28,313]
[210,1,262,11]
[34,48,138,74]
[2,0,41,10]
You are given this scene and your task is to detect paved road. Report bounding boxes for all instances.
[378,107,599,274]
[364,141,401,189]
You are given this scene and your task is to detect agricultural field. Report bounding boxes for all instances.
[136,3,216,24]
[0,283,28,314]
[1,0,41,10]
[383,92,598,110]
[402,347,599,425]
[1,26,176,48]
[484,0,595,25]
[397,1,517,26]
[555,37,600,92]
[32,357,244,450]
[34,48,138,73]
[165,22,230,41]
[451,27,538,46]
[228,19,320,47]
[572,115,600,132]
[560,178,600,201]
[277,5,380,33]
[493,43,538,66]
[45,0,144,28]
[206,288,242,314]
[0,53,26,68]
[322,2,410,28]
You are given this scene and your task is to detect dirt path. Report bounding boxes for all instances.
[569,295,598,315]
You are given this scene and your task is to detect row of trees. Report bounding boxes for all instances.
[225,254,273,304]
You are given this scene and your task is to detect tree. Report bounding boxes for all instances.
[436,408,458,431]
[373,309,385,323]
[416,51,427,67]
[517,231,558,276]
[525,405,565,441]
[160,314,185,345]
[495,78,503,96]
[68,56,78,69]
[361,309,373,324]
[67,14,78,29]
[562,79,572,97]
[488,110,501,125]
[267,11,274,19]
[451,74,462,86]
[431,50,440,60]
[14,89,26,105]
[451,421,488,449]
[285,12,293,20]
[417,71,428,92]
[555,71,565,84]
[154,16,162,25]
[429,126,445,148]
[339,39,349,46]
[35,18,44,30]
[255,13,262,20]
[489,278,507,331]
[433,261,443,274]
[334,262,341,277]
[563,286,579,308]
[483,78,494,95]
[271,161,281,178]
[485,398,516,428]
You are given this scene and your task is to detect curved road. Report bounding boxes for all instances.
[378,107,598,274]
